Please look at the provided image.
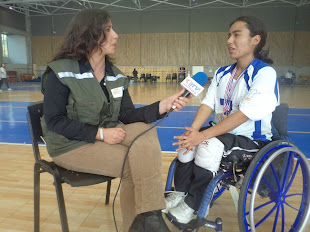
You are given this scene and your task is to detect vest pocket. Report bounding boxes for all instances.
[73,98,100,125]
[66,105,78,121]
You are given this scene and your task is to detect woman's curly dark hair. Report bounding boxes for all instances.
[51,9,114,64]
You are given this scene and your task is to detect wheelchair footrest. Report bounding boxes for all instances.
[166,213,223,232]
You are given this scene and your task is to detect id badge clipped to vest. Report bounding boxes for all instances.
[111,86,123,98]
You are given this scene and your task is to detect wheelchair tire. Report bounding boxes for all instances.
[238,140,310,232]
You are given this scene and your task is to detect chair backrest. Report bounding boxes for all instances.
[166,74,171,79]
[271,103,289,140]
[27,101,44,161]
[172,73,177,79]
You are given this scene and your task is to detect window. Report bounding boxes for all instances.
[1,34,9,57]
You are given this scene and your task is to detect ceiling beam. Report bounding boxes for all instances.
[0,0,308,16]
[1,0,61,4]
[141,2,161,10]
[218,0,241,7]
[51,0,73,14]
[132,0,141,9]
[243,0,249,7]
[279,0,298,6]
[101,0,122,9]
[246,0,276,7]
[192,1,219,8]
[151,0,190,9]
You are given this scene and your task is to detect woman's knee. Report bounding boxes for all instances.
[121,122,158,146]
[194,137,224,173]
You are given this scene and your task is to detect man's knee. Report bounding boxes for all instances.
[194,137,224,173]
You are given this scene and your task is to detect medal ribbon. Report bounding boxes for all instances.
[223,64,250,115]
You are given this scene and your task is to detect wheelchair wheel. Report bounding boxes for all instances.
[238,140,310,232]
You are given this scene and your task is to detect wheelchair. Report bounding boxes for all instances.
[164,104,310,232]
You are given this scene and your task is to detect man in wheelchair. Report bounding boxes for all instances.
[163,16,280,228]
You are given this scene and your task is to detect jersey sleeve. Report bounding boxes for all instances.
[239,67,278,121]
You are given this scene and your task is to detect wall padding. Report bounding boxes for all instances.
[141,33,189,66]
[32,31,309,67]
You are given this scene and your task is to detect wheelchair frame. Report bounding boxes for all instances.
[165,140,310,232]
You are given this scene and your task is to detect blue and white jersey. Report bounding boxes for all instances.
[202,58,279,141]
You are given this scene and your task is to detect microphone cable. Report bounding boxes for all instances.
[112,109,173,232]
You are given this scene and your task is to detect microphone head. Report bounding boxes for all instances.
[192,72,208,86]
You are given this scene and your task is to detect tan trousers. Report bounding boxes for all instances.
[52,122,166,232]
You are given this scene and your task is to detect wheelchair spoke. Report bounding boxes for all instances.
[261,175,279,197]
[281,203,285,232]
[284,159,300,195]
[280,152,293,194]
[254,202,279,228]
[245,199,277,216]
[272,204,281,232]
[253,161,279,197]
[269,162,281,191]
[283,201,300,211]
[283,193,302,211]
[285,193,302,198]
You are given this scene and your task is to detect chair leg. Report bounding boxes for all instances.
[54,180,69,232]
[105,180,112,205]
[34,164,41,232]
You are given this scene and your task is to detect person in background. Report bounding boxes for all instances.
[133,68,138,83]
[42,9,190,232]
[284,70,295,85]
[163,16,279,225]
[0,63,12,91]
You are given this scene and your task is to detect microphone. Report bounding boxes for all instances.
[170,72,208,112]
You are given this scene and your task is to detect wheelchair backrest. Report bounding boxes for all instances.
[271,103,289,140]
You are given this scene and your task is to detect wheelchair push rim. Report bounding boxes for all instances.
[238,141,310,232]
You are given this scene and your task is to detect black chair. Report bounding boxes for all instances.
[140,73,146,82]
[151,75,157,82]
[178,73,185,82]
[172,73,177,83]
[166,74,172,82]
[146,73,152,82]
[27,101,114,232]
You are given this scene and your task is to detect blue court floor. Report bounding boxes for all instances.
[0,100,310,158]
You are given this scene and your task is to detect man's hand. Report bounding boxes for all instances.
[173,127,205,153]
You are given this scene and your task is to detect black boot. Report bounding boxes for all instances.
[129,210,170,232]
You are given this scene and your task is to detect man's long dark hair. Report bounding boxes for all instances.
[51,9,114,64]
[230,16,274,65]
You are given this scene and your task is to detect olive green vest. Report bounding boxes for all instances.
[41,59,129,157]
